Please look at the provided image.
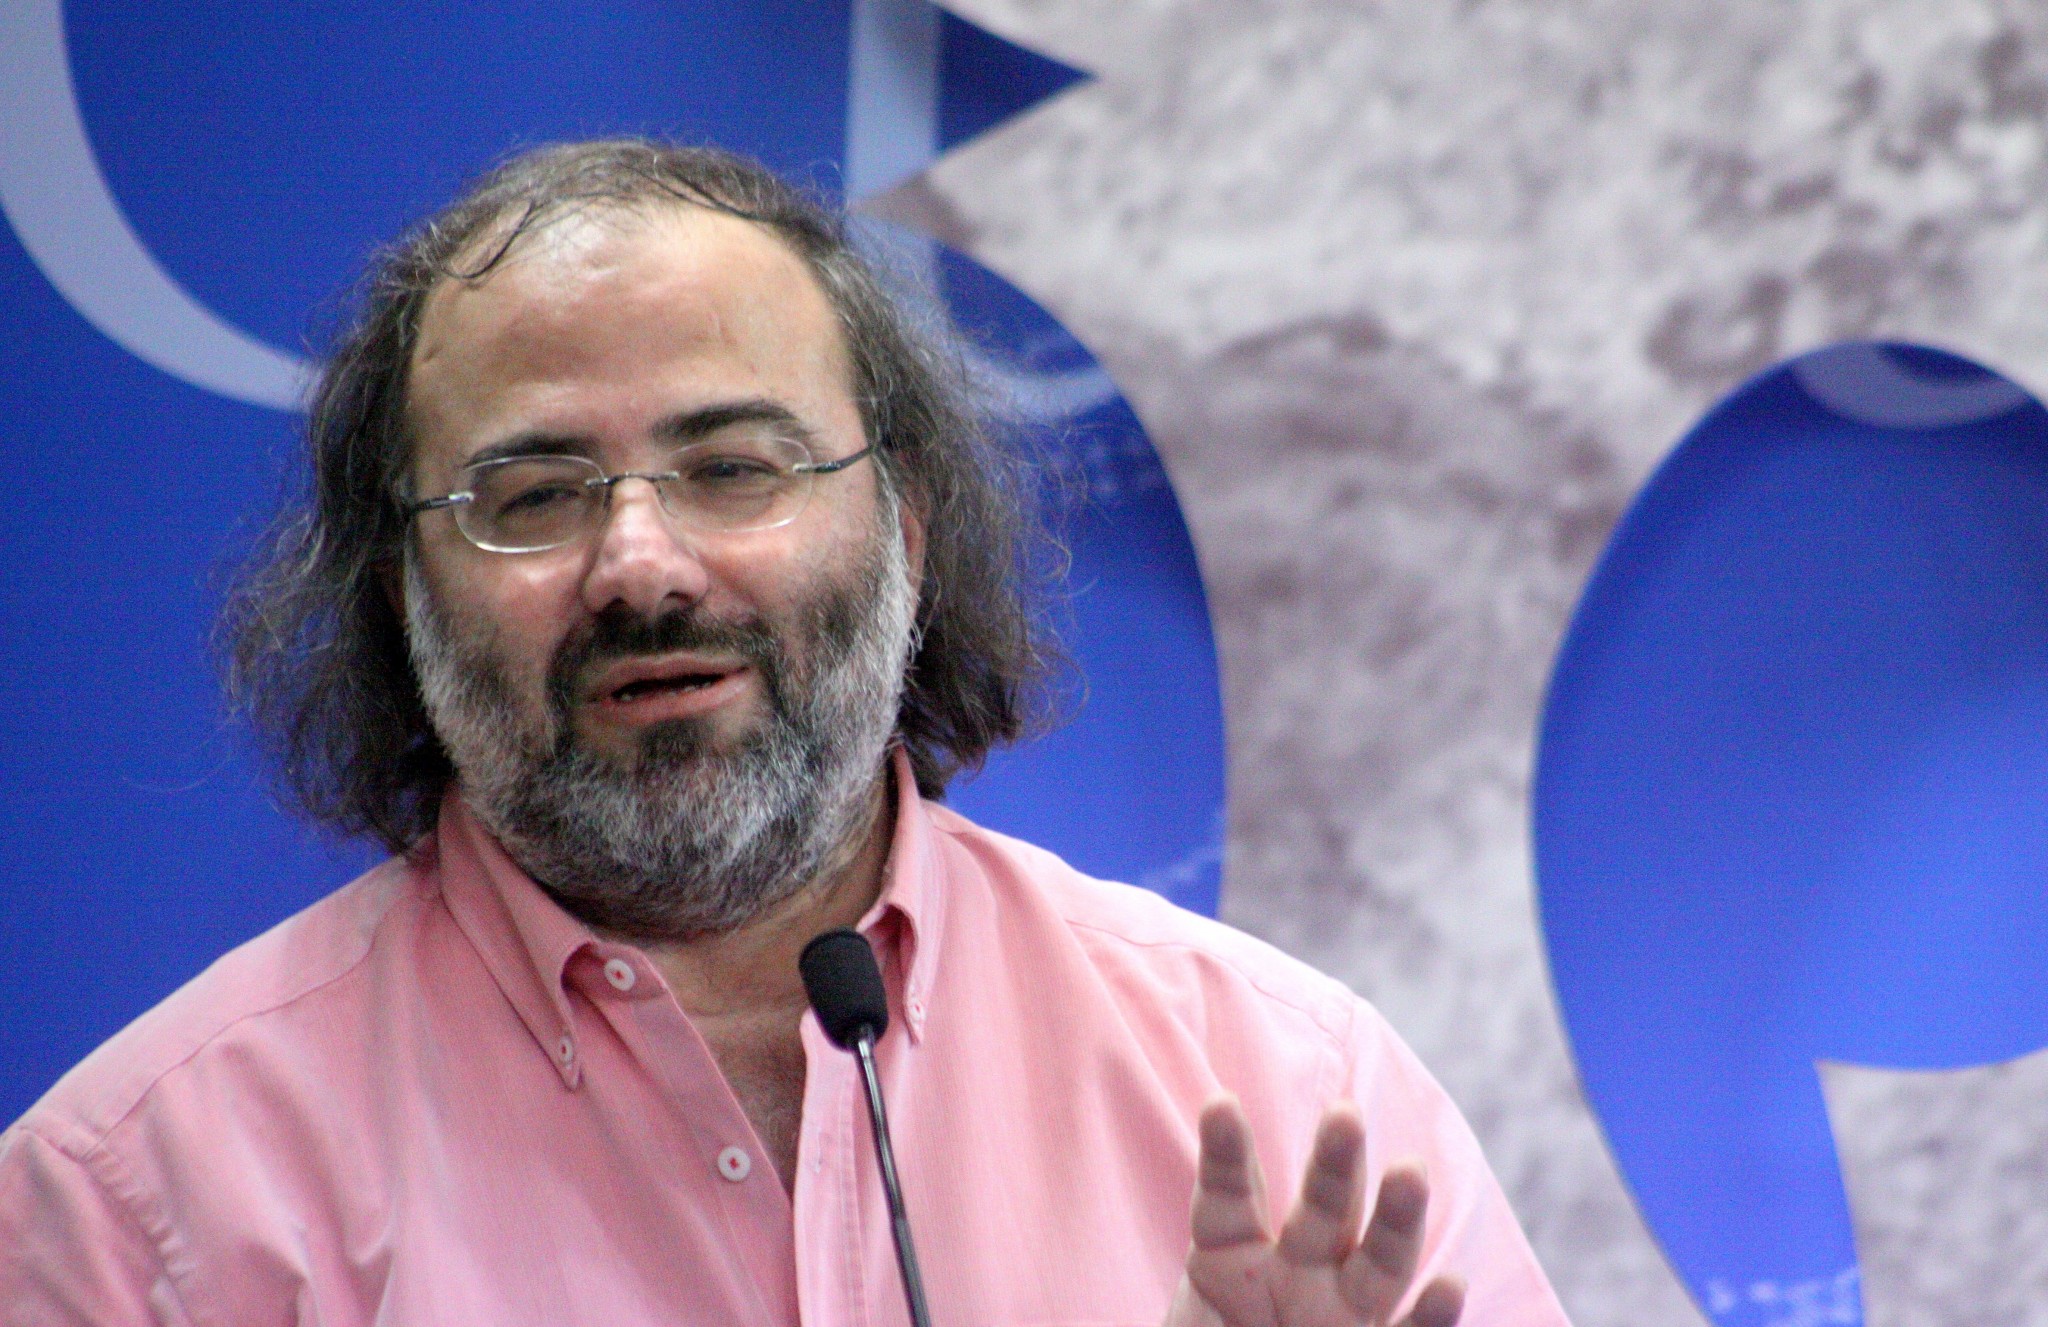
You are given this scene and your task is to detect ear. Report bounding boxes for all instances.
[378,557,406,624]
[897,493,927,604]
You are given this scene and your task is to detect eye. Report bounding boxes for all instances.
[498,478,586,512]
[682,451,785,487]
[467,458,599,526]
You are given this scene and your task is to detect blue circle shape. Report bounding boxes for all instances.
[1534,342,2048,1325]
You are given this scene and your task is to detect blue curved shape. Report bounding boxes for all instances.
[936,244,1226,919]
[0,0,310,408]
[1535,342,2048,1325]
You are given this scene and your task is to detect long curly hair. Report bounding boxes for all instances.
[220,139,1061,854]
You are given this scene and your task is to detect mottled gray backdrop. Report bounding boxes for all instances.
[882,4,2048,1324]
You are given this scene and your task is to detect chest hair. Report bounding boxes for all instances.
[701,1009,809,1194]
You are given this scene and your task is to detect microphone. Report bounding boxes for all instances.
[800,929,934,1327]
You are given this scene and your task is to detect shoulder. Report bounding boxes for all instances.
[914,805,1570,1327]
[12,854,430,1158]
[921,804,1365,1056]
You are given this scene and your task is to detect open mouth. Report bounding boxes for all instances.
[611,671,727,702]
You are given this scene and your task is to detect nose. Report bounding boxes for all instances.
[579,477,711,619]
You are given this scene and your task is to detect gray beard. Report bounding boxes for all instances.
[404,511,917,941]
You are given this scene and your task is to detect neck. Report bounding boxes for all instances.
[639,767,896,1021]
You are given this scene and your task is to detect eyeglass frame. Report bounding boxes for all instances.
[405,440,878,554]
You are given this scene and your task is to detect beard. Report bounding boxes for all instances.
[404,508,918,942]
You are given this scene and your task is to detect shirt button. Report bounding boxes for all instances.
[717,1146,753,1182]
[603,958,637,992]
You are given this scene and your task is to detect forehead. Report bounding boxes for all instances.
[407,203,852,461]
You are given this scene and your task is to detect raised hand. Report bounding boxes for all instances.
[1167,1097,1466,1327]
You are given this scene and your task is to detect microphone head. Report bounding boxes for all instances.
[800,928,890,1050]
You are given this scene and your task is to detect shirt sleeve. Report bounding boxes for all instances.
[0,1124,197,1327]
[1342,999,1575,1327]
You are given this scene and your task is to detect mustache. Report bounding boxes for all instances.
[544,603,787,717]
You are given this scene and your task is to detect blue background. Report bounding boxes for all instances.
[0,1,1222,1124]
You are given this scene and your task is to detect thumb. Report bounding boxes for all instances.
[1163,1273,1227,1327]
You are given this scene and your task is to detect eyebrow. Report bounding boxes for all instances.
[652,398,820,448]
[461,398,822,470]
[463,432,596,468]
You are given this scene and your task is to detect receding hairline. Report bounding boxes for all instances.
[417,195,837,347]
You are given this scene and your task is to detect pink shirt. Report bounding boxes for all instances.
[1,756,1569,1325]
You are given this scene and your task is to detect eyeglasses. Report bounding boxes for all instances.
[407,432,876,554]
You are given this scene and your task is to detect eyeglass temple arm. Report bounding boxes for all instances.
[792,444,876,476]
[407,493,474,515]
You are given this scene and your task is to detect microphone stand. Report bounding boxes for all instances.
[851,1023,933,1327]
[801,928,935,1327]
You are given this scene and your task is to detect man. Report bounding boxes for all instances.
[0,141,1569,1326]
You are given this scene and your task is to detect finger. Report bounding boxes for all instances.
[1191,1096,1271,1251]
[1275,1104,1367,1265]
[1339,1160,1430,1317]
[1397,1276,1466,1327]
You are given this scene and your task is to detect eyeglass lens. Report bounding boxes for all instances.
[458,433,818,552]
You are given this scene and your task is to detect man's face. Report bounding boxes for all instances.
[400,204,920,937]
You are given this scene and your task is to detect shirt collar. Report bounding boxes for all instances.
[430,745,950,1081]
[855,746,946,1044]
[435,797,598,1089]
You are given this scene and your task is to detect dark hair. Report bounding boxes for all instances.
[220,139,1059,854]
